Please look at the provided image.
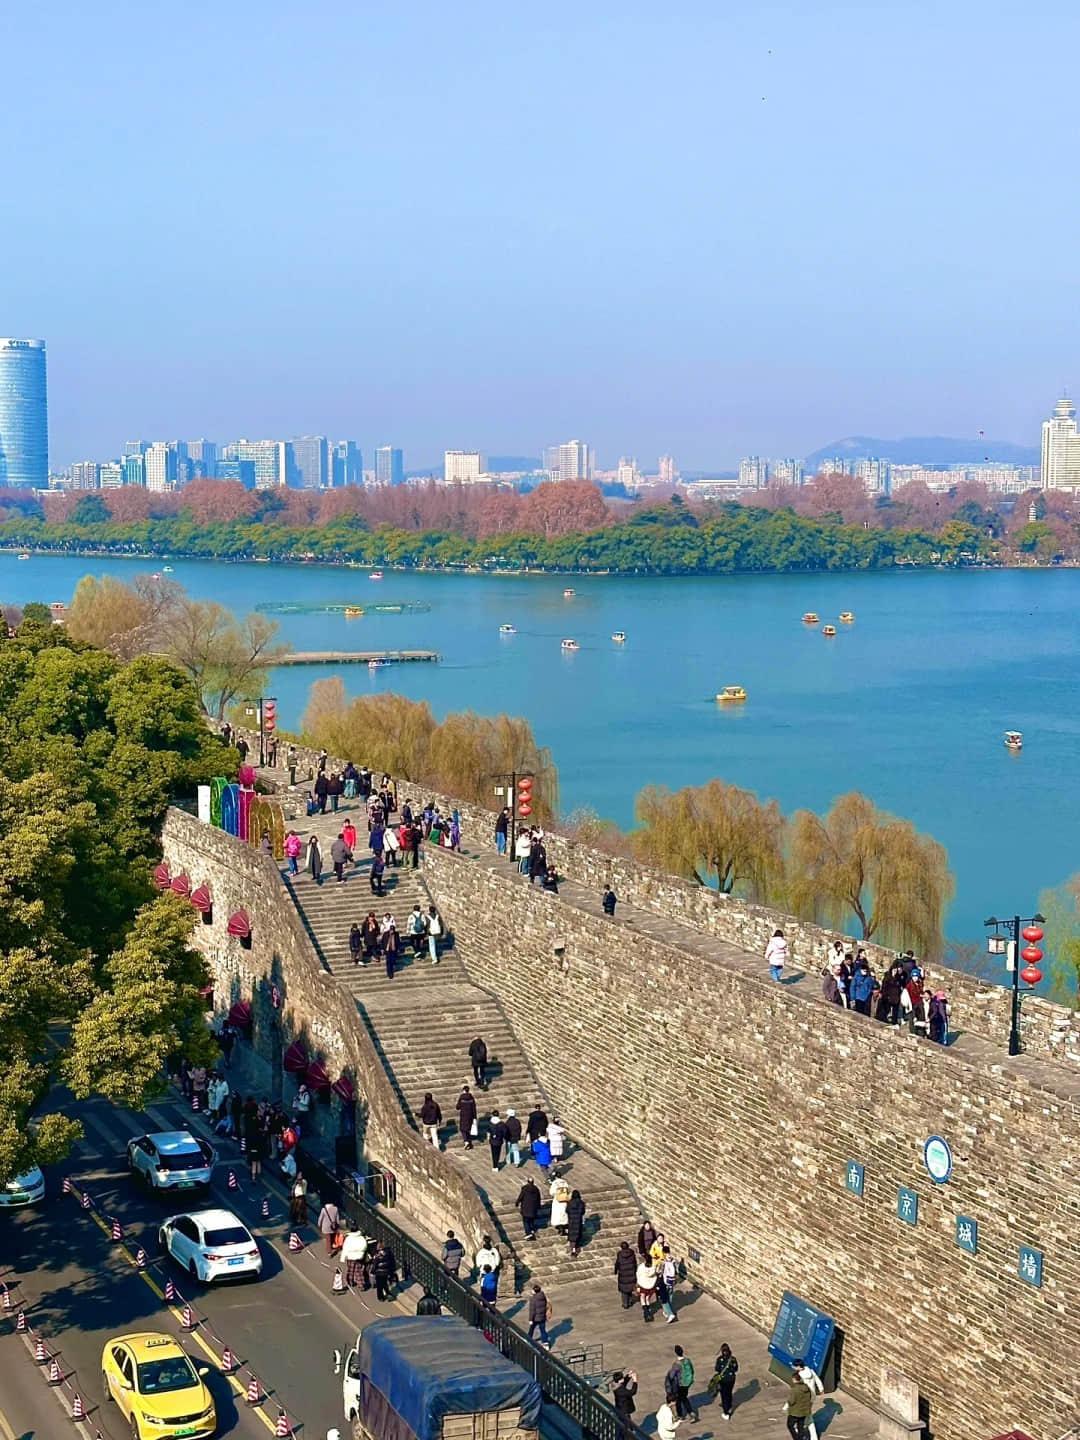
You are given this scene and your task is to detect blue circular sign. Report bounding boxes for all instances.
[924,1135,952,1184]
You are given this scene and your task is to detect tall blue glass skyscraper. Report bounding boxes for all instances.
[0,339,48,488]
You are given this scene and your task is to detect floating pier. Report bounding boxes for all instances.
[273,649,438,666]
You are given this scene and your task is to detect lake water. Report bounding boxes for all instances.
[8,553,1077,950]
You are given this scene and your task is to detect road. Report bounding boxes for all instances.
[0,1087,417,1440]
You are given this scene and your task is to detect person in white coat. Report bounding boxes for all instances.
[475,1236,501,1275]
[549,1172,571,1233]
[764,928,788,982]
[547,1118,565,1163]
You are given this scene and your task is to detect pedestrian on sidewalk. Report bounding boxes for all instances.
[526,1283,550,1347]
[362,911,380,962]
[456,1084,478,1149]
[284,829,302,874]
[636,1256,658,1322]
[614,1241,638,1308]
[475,1236,500,1275]
[516,1177,542,1239]
[317,1200,341,1256]
[427,905,444,964]
[331,833,351,883]
[602,885,618,916]
[765,928,788,982]
[441,1230,466,1278]
[289,1174,308,1226]
[469,1035,488,1088]
[495,807,510,856]
[655,1398,681,1440]
[612,1372,638,1440]
[549,1172,571,1233]
[235,733,248,762]
[668,1347,696,1422]
[783,1370,813,1440]
[340,1226,369,1288]
[349,923,364,965]
[532,1130,552,1177]
[480,1264,498,1310]
[526,1103,548,1146]
[371,1241,396,1301]
[708,1345,738,1422]
[420,1093,443,1148]
[306,834,323,884]
[504,1108,523,1166]
[488,1110,506,1172]
[566,1189,586,1257]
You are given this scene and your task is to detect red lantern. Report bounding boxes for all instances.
[228,1000,252,1029]
[227,909,251,938]
[1021,965,1043,986]
[170,872,191,897]
[262,699,276,735]
[1022,925,1044,944]
[518,777,532,792]
[1021,945,1043,964]
[518,801,532,817]
[190,884,212,914]
[153,863,172,890]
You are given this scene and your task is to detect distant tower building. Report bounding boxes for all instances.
[0,338,48,488]
[289,435,329,490]
[854,457,891,496]
[331,440,362,487]
[70,461,100,490]
[99,462,124,489]
[375,446,405,486]
[616,457,640,489]
[544,440,593,482]
[144,443,178,492]
[658,455,679,485]
[771,458,805,488]
[123,453,145,487]
[216,458,257,488]
[187,439,217,478]
[444,450,484,483]
[124,440,149,457]
[1041,395,1080,490]
[738,456,769,489]
[234,440,287,490]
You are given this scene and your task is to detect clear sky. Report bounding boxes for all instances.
[6,1,1078,470]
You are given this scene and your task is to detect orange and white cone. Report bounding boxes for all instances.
[110,1217,123,1242]
[164,1278,176,1302]
[275,1408,292,1436]
[34,1336,46,1363]
[15,1310,26,1333]
[71,1392,86,1420]
[221,1346,235,1373]
[135,1247,148,1269]
[246,1375,262,1405]
[332,1267,345,1293]
[48,1356,61,1384]
[288,1232,302,1251]
[261,1196,270,1218]
[181,1304,195,1331]
[80,1190,91,1210]
[62,1176,72,1195]
[227,1169,238,1190]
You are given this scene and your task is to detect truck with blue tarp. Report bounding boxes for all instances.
[342,1316,543,1440]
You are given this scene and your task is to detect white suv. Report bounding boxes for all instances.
[127,1131,214,1194]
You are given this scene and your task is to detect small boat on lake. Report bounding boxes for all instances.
[839,611,854,622]
[561,638,580,651]
[822,624,837,636]
[344,607,364,618]
[151,572,162,580]
[368,658,389,670]
[612,631,626,643]
[369,570,384,581]
[162,565,174,573]
[563,588,575,598]
[717,685,747,703]
[17,553,30,560]
[1005,730,1023,752]
[802,612,819,624]
[499,624,517,634]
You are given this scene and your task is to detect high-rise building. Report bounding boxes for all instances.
[70,460,100,490]
[99,462,124,489]
[232,439,287,490]
[544,440,593,482]
[288,435,328,490]
[1041,396,1080,490]
[738,456,769,489]
[123,453,145,487]
[444,450,484,483]
[331,440,362,487]
[771,458,805,488]
[187,439,217,478]
[124,440,149,457]
[216,458,257,488]
[375,446,404,486]
[144,442,178,492]
[658,455,679,485]
[854,457,890,496]
[0,338,48,488]
[616,457,640,489]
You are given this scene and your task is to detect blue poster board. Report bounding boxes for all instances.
[768,1292,835,1376]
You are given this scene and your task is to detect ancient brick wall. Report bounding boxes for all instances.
[423,843,1079,1440]
[161,807,491,1245]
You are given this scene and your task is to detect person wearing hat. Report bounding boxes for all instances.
[504,1108,523,1167]
[901,967,930,1037]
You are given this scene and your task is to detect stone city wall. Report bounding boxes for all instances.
[161,806,490,1245]
[247,728,1080,1066]
[422,843,1080,1440]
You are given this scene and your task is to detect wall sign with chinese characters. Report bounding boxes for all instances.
[956,1215,978,1254]
[1018,1246,1043,1288]
[897,1186,919,1225]
[845,1161,865,1196]
[923,1135,953,1183]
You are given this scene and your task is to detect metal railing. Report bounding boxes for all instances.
[298,1150,646,1440]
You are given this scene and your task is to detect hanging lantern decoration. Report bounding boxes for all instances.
[153,863,172,890]
[170,872,191,897]
[1021,937,1043,987]
[1022,925,1044,944]
[191,884,213,923]
[517,776,533,820]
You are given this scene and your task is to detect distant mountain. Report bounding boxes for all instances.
[804,435,1039,468]
[487,455,542,473]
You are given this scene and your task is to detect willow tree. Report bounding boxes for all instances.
[425,710,558,823]
[65,573,182,660]
[788,791,953,956]
[302,679,437,780]
[634,778,785,901]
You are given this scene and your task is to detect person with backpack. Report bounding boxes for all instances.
[901,967,930,1037]
[480,1263,499,1310]
[848,959,878,1016]
[419,1092,443,1148]
[427,906,444,964]
[708,1345,739,1421]
[667,1347,696,1422]
[504,1108,523,1166]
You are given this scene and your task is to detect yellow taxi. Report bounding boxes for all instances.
[101,1331,216,1438]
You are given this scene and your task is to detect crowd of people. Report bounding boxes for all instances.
[764,930,950,1043]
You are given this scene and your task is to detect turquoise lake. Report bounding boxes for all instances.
[7,553,1076,952]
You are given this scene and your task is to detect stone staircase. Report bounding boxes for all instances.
[279,807,644,1291]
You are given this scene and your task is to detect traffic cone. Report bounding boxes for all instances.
[181,1304,195,1331]
[275,1409,292,1436]
[110,1217,123,1242]
[239,1136,246,1153]
[288,1232,302,1251]
[16,1310,26,1333]
[191,1094,200,1112]
[135,1247,148,1269]
[227,1169,238,1190]
[34,1336,46,1363]
[72,1392,86,1420]
[62,1176,71,1194]
[164,1278,176,1302]
[48,1356,61,1384]
[332,1267,345,1293]
[1,1284,10,1309]
[261,1196,270,1218]
[80,1190,91,1210]
[221,1346,235,1373]
[246,1375,262,1405]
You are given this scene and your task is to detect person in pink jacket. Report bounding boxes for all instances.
[284,829,302,875]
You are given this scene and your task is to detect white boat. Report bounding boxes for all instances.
[563,588,575,598]
[612,631,626,643]
[561,638,580,651]
[162,565,174,573]
[17,553,29,561]
[368,658,389,670]
[1005,730,1023,752]
[499,624,517,634]
[369,570,384,581]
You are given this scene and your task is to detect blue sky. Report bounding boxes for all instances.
[6,1,1078,470]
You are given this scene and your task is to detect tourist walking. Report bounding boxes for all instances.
[532,1130,552,1176]
[306,834,323,884]
[657,1246,678,1322]
[370,853,386,896]
[849,959,878,1015]
[427,905,444,964]
[362,911,380,961]
[456,1084,478,1149]
[480,1264,498,1310]
[655,1398,681,1440]
[526,1102,549,1145]
[783,1370,813,1439]
[876,961,906,1024]
[612,1372,638,1440]
[331,832,351,883]
[515,828,531,874]
[340,1226,369,1289]
[547,1116,565,1164]
[566,1188,586,1256]
[614,1240,638,1308]
[469,1035,488,1088]
[495,807,510,856]
[516,1177,542,1239]
[328,772,343,812]
[407,904,427,955]
[317,1199,341,1256]
[284,829,302,874]
[528,836,547,886]
[441,1230,465,1278]
[420,1093,443,1148]
[288,1174,308,1227]
[408,821,422,868]
[526,1283,550,1348]
[287,745,298,785]
[504,1108,523,1166]
[383,919,400,979]
[488,1110,506,1171]
[709,1345,738,1421]
[549,1172,571,1233]
[901,968,930,1037]
[765,928,788,981]
[371,1241,396,1302]
[636,1255,658,1322]
[314,771,329,813]
[667,1347,696,1422]
[795,1361,825,1440]
[475,1236,501,1275]
[602,885,618,916]
[349,923,363,965]
[342,817,358,853]
[929,989,950,1044]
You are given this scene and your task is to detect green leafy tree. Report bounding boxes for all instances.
[1036,876,1080,1005]
[167,598,288,719]
[635,778,785,900]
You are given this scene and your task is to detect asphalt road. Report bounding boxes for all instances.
[0,1088,417,1440]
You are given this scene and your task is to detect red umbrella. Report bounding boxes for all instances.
[305,1060,331,1091]
[283,1040,308,1074]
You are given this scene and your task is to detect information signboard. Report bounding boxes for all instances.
[767,1291,836,1380]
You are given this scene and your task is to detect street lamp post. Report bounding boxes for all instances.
[490,770,534,862]
[984,912,1045,1056]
